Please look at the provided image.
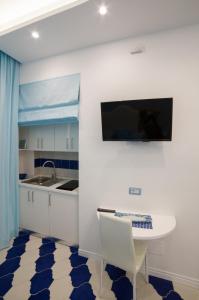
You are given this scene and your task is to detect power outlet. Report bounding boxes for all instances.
[129,187,142,195]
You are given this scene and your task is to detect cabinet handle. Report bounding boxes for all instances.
[28,191,31,202]
[48,194,52,207]
[66,138,69,150]
[32,191,34,202]
[41,137,43,149]
[71,137,73,149]
[37,138,39,149]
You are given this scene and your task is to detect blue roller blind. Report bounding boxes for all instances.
[19,73,80,125]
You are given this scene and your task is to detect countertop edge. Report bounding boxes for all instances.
[19,179,79,196]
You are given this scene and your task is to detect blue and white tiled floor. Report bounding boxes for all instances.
[0,231,198,300]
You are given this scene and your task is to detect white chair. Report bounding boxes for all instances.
[98,213,148,300]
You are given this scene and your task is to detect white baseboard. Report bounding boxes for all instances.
[79,248,101,261]
[79,248,199,289]
[149,267,199,289]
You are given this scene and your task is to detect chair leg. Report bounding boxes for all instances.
[144,254,149,284]
[132,275,136,300]
[100,259,104,296]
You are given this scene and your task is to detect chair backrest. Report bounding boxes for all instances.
[99,213,136,274]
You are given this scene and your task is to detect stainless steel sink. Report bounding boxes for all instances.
[22,176,63,187]
[42,178,62,187]
[23,176,51,185]
[22,176,63,186]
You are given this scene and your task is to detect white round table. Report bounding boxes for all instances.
[132,213,176,240]
[97,211,176,240]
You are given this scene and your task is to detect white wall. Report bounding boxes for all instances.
[20,24,199,283]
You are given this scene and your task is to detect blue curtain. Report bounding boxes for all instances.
[0,51,20,250]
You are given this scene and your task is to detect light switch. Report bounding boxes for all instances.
[129,187,142,195]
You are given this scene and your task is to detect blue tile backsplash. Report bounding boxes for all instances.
[35,158,79,170]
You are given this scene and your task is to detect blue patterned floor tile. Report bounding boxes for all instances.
[6,244,26,259]
[0,232,189,300]
[12,234,30,247]
[69,253,88,268]
[0,257,20,277]
[149,275,173,297]
[30,269,54,294]
[42,238,54,244]
[39,242,56,256]
[105,264,126,281]
[29,289,50,300]
[0,274,14,297]
[70,283,96,300]
[112,277,132,300]
[35,254,55,273]
[19,230,32,236]
[42,237,59,244]
[164,291,183,300]
[70,265,92,288]
[70,246,79,254]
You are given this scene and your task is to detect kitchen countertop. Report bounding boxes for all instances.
[19,176,78,196]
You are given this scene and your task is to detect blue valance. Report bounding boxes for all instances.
[19,73,80,125]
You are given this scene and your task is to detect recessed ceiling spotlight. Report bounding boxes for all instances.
[99,4,108,16]
[31,31,40,39]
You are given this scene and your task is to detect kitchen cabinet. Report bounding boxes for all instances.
[19,123,78,152]
[20,186,33,231]
[19,127,29,149]
[54,123,78,152]
[70,123,78,152]
[54,124,69,152]
[28,126,54,151]
[28,127,40,150]
[49,192,78,245]
[20,186,49,235]
[20,185,78,246]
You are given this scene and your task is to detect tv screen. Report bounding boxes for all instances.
[101,98,173,141]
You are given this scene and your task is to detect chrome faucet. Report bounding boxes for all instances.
[42,160,56,180]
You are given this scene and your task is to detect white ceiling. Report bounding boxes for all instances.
[0,0,199,63]
[0,0,88,35]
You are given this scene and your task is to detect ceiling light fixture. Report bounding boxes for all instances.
[31,31,40,39]
[99,4,108,16]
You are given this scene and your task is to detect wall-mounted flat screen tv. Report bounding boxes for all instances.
[101,98,173,141]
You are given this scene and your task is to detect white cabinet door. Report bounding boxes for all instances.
[20,186,78,244]
[49,192,78,245]
[20,187,50,235]
[70,123,78,152]
[19,127,29,149]
[31,189,50,235]
[28,127,41,151]
[54,123,78,152]
[28,126,54,151]
[40,126,55,151]
[20,186,34,231]
[54,124,69,152]
[19,124,78,152]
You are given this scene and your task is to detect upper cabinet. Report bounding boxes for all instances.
[19,127,29,149]
[54,123,78,152]
[54,124,69,152]
[70,123,79,152]
[19,123,78,152]
[28,126,54,151]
